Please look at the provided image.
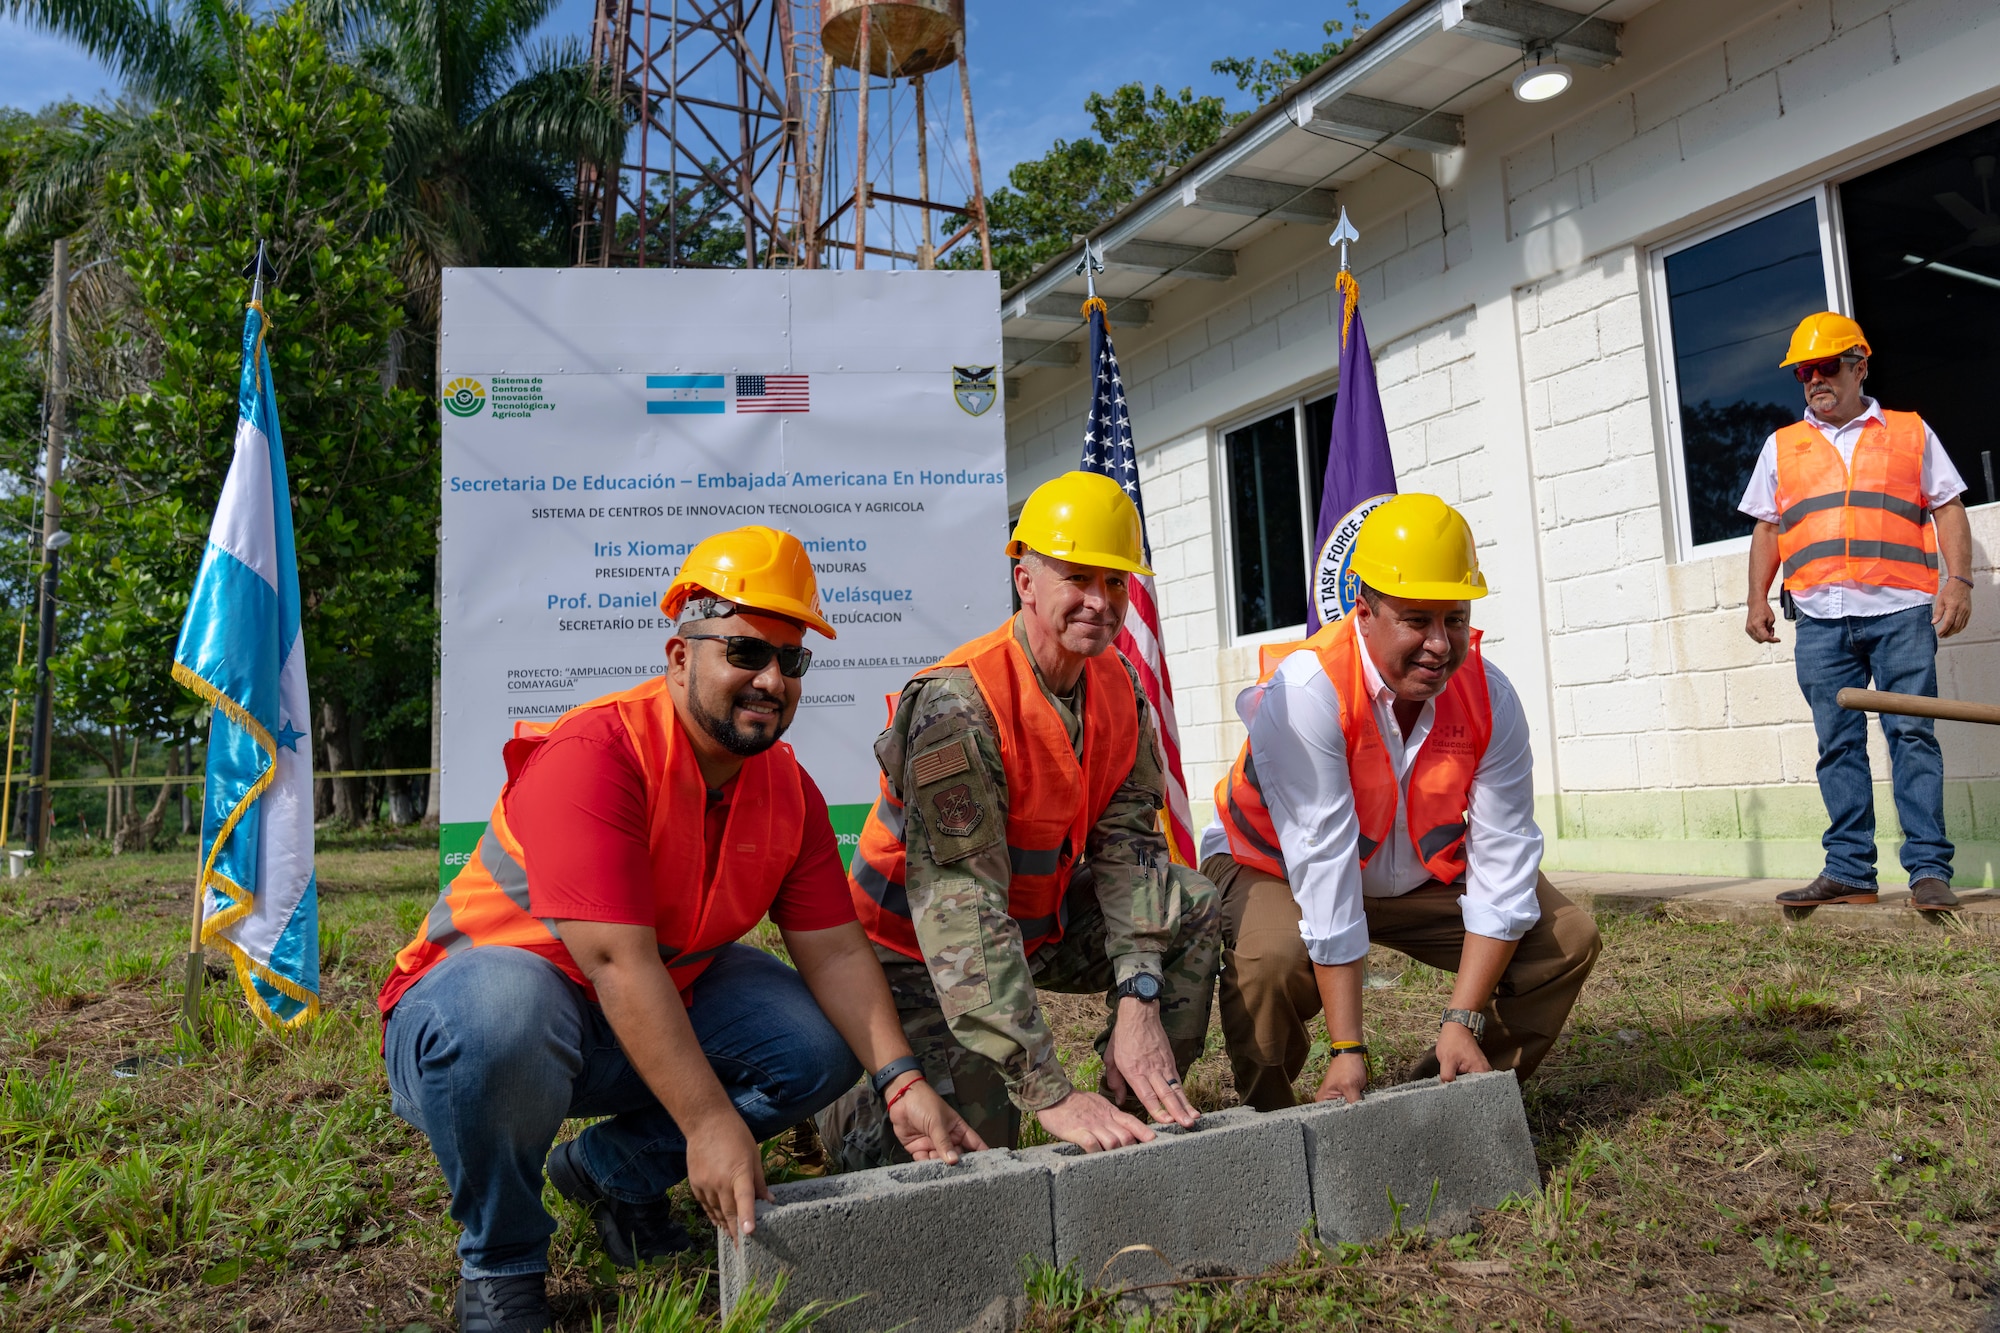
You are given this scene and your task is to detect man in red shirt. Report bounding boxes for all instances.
[380,526,982,1333]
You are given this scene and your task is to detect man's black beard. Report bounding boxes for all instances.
[687,660,788,756]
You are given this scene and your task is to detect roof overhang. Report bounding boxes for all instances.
[999,0,1634,369]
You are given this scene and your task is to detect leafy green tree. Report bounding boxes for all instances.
[947,84,1234,287]
[49,5,435,828]
[1211,5,1372,106]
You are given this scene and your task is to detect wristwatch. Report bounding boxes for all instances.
[1440,1007,1487,1041]
[1114,973,1164,1003]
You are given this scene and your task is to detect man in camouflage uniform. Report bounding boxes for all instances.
[822,472,1221,1164]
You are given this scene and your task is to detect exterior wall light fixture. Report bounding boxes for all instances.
[1512,47,1573,103]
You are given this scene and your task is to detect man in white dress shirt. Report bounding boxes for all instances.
[1739,312,1973,912]
[1201,494,1600,1110]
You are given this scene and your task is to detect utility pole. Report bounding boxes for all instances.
[25,238,70,859]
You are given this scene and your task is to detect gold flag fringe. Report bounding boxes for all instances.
[1336,270,1360,349]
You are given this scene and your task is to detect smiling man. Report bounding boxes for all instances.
[822,471,1222,1165]
[1202,494,1600,1111]
[1741,313,1975,913]
[378,526,981,1333]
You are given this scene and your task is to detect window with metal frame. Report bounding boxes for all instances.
[1220,390,1337,638]
[1652,192,1842,555]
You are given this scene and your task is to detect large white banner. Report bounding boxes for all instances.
[437,268,1011,880]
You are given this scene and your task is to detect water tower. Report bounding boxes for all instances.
[574,0,992,271]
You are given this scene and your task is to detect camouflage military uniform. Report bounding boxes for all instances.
[818,620,1221,1170]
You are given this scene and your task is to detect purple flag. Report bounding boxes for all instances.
[1307,276,1398,630]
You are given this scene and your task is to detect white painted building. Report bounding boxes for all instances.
[998,0,2000,885]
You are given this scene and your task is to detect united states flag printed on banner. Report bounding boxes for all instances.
[172,298,319,1027]
[1077,299,1197,866]
[734,373,810,413]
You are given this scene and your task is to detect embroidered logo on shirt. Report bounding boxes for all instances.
[931,783,984,838]
[913,743,970,787]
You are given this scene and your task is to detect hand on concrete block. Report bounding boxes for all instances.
[1105,997,1200,1127]
[1037,1089,1156,1152]
[887,1078,987,1163]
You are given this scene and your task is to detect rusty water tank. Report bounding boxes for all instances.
[820,0,963,78]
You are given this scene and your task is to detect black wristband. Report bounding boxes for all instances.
[870,1055,924,1096]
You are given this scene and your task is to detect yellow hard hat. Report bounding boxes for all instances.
[659,525,837,638]
[1779,312,1871,367]
[1349,494,1488,601]
[1006,471,1153,576]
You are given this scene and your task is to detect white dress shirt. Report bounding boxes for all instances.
[1735,397,1966,620]
[1198,641,1544,967]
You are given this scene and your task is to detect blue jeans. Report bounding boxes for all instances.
[1793,604,1954,888]
[383,943,860,1278]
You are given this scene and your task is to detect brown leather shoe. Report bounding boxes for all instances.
[1909,877,1959,911]
[1775,875,1879,906]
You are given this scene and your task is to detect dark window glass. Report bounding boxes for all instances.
[1664,199,1826,546]
[1302,391,1336,522]
[1225,410,1307,635]
[1842,118,2000,507]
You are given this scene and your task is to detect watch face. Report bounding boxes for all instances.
[1132,974,1162,1000]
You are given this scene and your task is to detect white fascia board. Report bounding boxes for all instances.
[1003,0,1446,329]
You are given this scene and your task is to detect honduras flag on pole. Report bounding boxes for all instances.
[172,299,319,1027]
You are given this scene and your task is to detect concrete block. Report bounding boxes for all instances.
[1275,1072,1539,1244]
[1018,1106,1311,1288]
[1678,72,1779,161]
[719,1150,1054,1333]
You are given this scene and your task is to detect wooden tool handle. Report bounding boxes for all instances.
[1836,688,2000,726]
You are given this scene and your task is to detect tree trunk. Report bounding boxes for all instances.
[179,742,192,836]
[320,696,363,825]
[389,777,416,826]
[114,747,175,854]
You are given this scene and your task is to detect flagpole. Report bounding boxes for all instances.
[180,241,269,1043]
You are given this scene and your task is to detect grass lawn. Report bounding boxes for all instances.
[1,838,1997,1331]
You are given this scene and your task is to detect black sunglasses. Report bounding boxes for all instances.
[681,633,813,678]
[1792,354,1862,383]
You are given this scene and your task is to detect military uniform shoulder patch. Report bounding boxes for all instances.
[931,782,983,838]
[912,743,970,787]
[909,733,1000,865]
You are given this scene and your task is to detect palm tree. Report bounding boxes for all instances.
[3,0,626,331]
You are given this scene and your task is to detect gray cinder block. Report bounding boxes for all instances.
[1275,1070,1539,1244]
[1017,1106,1311,1288]
[718,1149,1054,1333]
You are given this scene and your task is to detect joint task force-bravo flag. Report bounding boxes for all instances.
[172,300,319,1027]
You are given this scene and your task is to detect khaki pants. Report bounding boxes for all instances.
[816,864,1222,1171]
[1205,853,1601,1112]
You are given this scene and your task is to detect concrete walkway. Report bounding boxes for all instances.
[1549,870,2000,937]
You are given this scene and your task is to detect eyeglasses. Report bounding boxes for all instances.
[680,634,813,678]
[1792,355,1862,383]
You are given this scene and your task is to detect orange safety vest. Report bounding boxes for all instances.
[1214,615,1492,884]
[1773,411,1938,593]
[849,617,1139,961]
[382,676,808,1006]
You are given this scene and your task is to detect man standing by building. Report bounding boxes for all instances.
[1202,495,1600,1111]
[1741,313,1975,911]
[379,526,982,1333]
[823,471,1222,1164]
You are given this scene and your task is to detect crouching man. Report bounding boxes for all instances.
[1203,495,1600,1110]
[819,471,1223,1165]
[379,526,981,1333]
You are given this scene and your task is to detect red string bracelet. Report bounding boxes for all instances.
[884,1073,926,1111]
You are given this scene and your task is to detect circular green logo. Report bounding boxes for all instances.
[443,377,486,417]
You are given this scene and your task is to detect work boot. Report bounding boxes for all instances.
[1909,877,1959,911]
[456,1274,552,1333]
[1775,875,1878,907]
[545,1137,692,1267]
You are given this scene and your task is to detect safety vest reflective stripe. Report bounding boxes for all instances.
[1779,489,1927,531]
[1214,615,1490,884]
[387,676,808,1001]
[1772,412,1937,594]
[1782,538,1937,579]
[849,616,1139,961]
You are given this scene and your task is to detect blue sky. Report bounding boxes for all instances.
[0,2,1352,181]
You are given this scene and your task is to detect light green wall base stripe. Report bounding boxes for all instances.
[439,805,877,888]
[1534,782,2000,888]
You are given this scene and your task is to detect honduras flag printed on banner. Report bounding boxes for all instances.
[172,301,319,1027]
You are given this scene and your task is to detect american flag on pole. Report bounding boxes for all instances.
[1078,299,1196,866]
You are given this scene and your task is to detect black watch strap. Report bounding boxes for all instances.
[1115,972,1163,1002]
[870,1055,924,1095]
